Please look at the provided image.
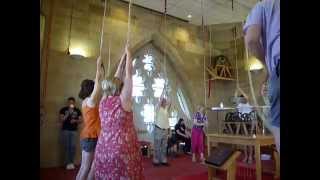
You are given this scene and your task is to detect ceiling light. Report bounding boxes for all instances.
[187,14,192,19]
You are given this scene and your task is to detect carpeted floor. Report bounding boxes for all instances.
[40,154,277,180]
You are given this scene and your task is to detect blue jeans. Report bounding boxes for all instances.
[268,61,280,127]
[153,126,168,164]
[62,130,77,165]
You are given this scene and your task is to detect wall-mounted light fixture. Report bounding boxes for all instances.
[69,47,86,60]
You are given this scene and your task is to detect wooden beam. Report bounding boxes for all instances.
[206,67,217,77]
[208,77,236,81]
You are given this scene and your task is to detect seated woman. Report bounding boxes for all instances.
[175,118,191,155]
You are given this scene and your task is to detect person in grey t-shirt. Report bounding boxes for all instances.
[243,0,280,154]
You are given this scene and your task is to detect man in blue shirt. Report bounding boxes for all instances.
[243,0,280,154]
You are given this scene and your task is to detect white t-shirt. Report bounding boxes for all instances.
[155,107,169,129]
[237,102,253,114]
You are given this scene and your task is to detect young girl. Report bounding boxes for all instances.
[191,105,207,163]
[94,45,144,179]
[76,57,103,180]
[236,87,254,164]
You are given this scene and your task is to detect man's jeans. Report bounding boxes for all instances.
[62,130,77,165]
[153,126,168,164]
[269,61,280,128]
[268,60,280,153]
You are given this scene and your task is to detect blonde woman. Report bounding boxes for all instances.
[94,45,144,179]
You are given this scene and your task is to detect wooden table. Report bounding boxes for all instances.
[207,134,276,180]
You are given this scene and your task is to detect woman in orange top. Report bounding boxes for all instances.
[76,56,103,180]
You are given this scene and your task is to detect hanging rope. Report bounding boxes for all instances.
[209,26,212,66]
[201,0,207,107]
[98,0,108,76]
[163,0,168,93]
[164,0,167,82]
[231,0,234,11]
[233,26,240,99]
[113,0,133,82]
[99,0,107,57]
[66,0,75,54]
[208,25,212,98]
[107,38,111,77]
[126,0,133,45]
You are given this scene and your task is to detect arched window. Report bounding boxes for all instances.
[132,44,191,141]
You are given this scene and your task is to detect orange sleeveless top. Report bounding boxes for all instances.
[80,105,101,139]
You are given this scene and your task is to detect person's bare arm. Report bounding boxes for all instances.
[186,129,191,137]
[262,71,269,84]
[260,71,269,96]
[193,118,204,126]
[199,121,206,126]
[59,113,66,124]
[245,24,265,64]
[166,88,172,110]
[176,129,187,138]
[156,89,166,111]
[71,115,82,124]
[192,115,198,125]
[59,109,69,124]
[162,85,171,111]
[203,115,208,127]
[166,96,171,111]
[87,56,103,107]
[114,52,126,81]
[120,45,133,111]
[77,116,82,124]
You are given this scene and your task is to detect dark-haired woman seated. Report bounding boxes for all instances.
[175,118,191,155]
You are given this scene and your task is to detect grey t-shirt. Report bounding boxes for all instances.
[243,0,280,74]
